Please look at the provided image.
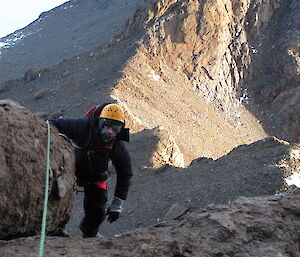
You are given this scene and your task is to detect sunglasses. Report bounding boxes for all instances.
[98,118,123,134]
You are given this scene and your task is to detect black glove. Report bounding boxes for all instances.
[106,196,124,223]
[106,208,120,223]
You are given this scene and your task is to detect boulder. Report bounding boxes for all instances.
[24,68,47,83]
[0,100,76,239]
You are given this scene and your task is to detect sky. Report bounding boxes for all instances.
[0,0,68,38]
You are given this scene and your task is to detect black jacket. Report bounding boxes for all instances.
[49,117,132,200]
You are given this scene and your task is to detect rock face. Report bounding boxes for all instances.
[247,0,300,143]
[1,190,299,257]
[0,0,298,160]
[0,100,76,239]
[112,0,300,162]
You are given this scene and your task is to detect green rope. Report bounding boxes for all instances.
[38,120,51,257]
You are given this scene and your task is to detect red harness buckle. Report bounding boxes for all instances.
[95,180,108,191]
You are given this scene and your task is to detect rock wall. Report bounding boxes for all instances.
[111,0,299,166]
[113,0,277,163]
[118,0,283,114]
[0,100,76,239]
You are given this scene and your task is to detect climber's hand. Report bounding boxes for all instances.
[106,196,124,223]
[106,208,120,223]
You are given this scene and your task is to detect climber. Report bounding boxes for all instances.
[49,103,132,237]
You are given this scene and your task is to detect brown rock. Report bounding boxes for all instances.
[0,100,76,239]
[1,191,299,257]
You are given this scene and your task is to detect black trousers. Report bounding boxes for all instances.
[80,184,107,237]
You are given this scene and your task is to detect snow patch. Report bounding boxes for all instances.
[285,172,300,187]
[290,149,300,159]
[0,42,7,48]
[249,45,258,54]
[282,148,300,188]
[150,70,162,82]
[62,4,74,10]
[0,32,32,51]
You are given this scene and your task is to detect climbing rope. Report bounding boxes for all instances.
[38,120,51,257]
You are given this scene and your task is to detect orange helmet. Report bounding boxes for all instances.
[99,104,125,123]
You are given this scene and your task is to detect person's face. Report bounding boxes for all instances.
[103,124,117,135]
[98,118,123,142]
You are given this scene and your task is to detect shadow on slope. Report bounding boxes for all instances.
[242,0,300,143]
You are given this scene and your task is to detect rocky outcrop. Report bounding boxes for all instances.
[129,126,185,169]
[112,0,278,162]
[24,68,48,83]
[1,190,299,257]
[112,0,299,164]
[0,100,76,239]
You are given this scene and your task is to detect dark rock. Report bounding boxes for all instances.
[24,68,47,83]
[47,110,64,119]
[162,201,190,221]
[0,80,17,93]
[62,71,71,78]
[34,89,49,99]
